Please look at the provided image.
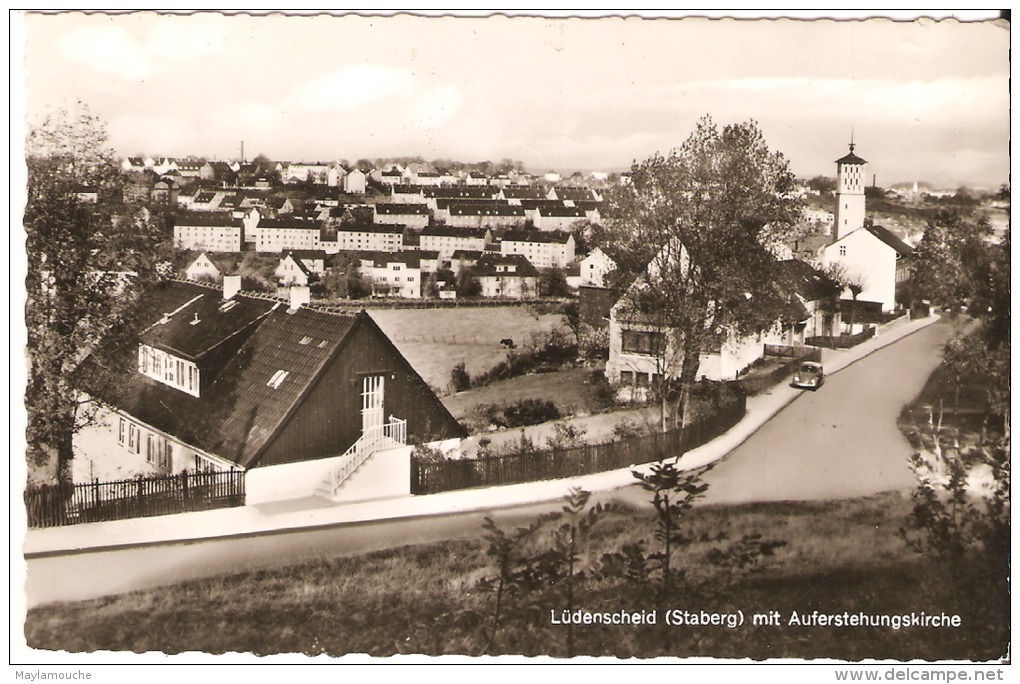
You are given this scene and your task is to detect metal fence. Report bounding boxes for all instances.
[25,469,246,529]
[411,394,746,495]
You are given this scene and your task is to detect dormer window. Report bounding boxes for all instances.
[138,344,200,397]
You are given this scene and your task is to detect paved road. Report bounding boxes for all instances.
[23,321,953,608]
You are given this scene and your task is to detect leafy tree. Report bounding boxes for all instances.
[320,254,370,299]
[604,117,802,429]
[24,103,174,484]
[455,267,482,298]
[540,266,570,297]
[910,209,996,313]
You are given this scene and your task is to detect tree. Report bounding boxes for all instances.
[540,266,570,297]
[605,117,802,429]
[24,103,174,484]
[910,209,996,313]
[455,267,482,298]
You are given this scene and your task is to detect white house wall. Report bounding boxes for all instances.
[823,229,898,311]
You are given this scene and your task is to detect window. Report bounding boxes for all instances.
[268,369,289,389]
[146,433,155,464]
[839,245,847,257]
[128,424,138,451]
[118,418,126,445]
[620,370,635,385]
[621,330,666,356]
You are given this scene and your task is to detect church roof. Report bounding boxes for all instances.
[835,144,867,165]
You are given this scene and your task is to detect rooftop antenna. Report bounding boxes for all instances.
[850,127,855,154]
[241,140,245,163]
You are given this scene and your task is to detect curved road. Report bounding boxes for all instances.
[23,321,953,608]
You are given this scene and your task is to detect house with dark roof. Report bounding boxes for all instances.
[184,251,242,282]
[474,253,540,299]
[499,229,576,269]
[420,225,492,260]
[276,250,326,286]
[74,280,466,502]
[374,203,430,229]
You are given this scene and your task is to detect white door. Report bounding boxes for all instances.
[361,375,385,435]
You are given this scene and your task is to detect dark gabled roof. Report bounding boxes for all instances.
[218,194,242,208]
[518,198,565,210]
[776,259,839,302]
[357,251,423,269]
[501,229,573,244]
[422,186,496,199]
[448,202,524,217]
[501,186,547,199]
[194,307,360,467]
[451,249,483,261]
[422,225,490,239]
[258,218,322,231]
[193,191,217,203]
[537,205,587,218]
[865,225,913,256]
[281,254,313,278]
[188,251,242,275]
[392,184,426,194]
[336,222,403,234]
[553,187,597,201]
[175,212,241,228]
[138,281,278,361]
[375,203,429,215]
[475,253,540,277]
[286,249,327,261]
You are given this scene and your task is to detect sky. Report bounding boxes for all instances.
[17,10,1012,188]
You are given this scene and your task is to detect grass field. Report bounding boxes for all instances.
[368,306,568,393]
[23,492,1008,660]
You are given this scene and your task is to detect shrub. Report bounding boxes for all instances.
[545,421,588,450]
[473,398,562,430]
[449,362,472,393]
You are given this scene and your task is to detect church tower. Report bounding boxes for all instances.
[833,142,867,241]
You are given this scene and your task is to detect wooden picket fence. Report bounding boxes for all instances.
[411,394,745,495]
[806,326,876,349]
[24,469,246,529]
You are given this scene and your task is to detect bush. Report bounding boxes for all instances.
[473,333,579,386]
[473,398,562,430]
[449,362,472,393]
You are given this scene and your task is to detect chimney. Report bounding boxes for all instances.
[223,275,242,300]
[289,285,310,311]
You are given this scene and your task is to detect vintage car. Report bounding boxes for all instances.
[791,361,825,390]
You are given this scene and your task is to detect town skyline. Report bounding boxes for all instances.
[19,11,1010,189]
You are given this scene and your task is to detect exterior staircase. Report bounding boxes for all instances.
[315,416,407,500]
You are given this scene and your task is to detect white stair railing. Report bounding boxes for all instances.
[322,416,407,498]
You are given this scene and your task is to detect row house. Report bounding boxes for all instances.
[173,212,247,252]
[420,225,492,260]
[499,229,576,269]
[534,205,588,231]
[445,203,526,229]
[474,253,540,299]
[390,184,427,204]
[551,186,603,203]
[256,217,324,253]
[499,186,548,202]
[374,203,430,229]
[325,222,404,254]
[464,171,490,186]
[422,185,498,210]
[378,167,405,186]
[281,162,343,187]
[176,160,205,180]
[73,279,466,493]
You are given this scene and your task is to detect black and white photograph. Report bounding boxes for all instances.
[11,9,1011,676]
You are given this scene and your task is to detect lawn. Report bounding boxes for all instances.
[367,306,568,392]
[441,367,605,422]
[23,492,1008,660]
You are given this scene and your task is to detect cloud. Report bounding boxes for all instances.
[59,25,151,79]
[288,64,413,112]
[409,85,463,128]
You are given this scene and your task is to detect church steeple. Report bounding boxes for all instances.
[834,140,867,241]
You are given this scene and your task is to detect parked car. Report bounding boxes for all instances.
[791,361,825,390]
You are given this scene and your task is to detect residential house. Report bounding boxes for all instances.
[379,166,405,187]
[330,222,404,253]
[344,169,367,194]
[390,184,427,204]
[190,191,223,212]
[474,253,540,299]
[356,251,424,299]
[420,225,492,260]
[173,212,245,252]
[534,205,587,231]
[256,217,324,253]
[498,186,548,203]
[275,249,327,286]
[445,202,526,229]
[450,249,483,274]
[73,279,466,500]
[822,224,913,313]
[464,171,489,186]
[374,203,430,229]
[499,229,576,269]
[184,251,242,282]
[176,160,205,180]
[579,247,617,288]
